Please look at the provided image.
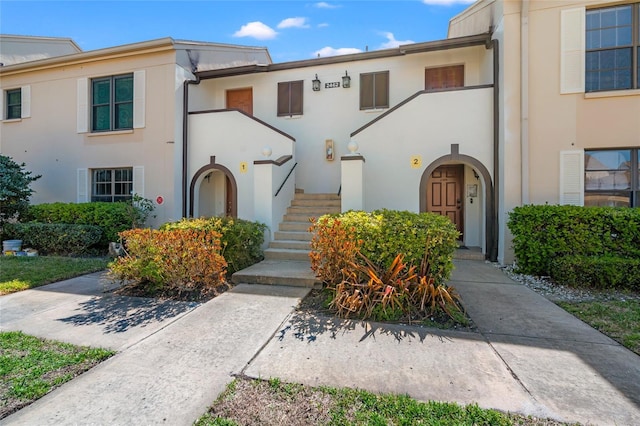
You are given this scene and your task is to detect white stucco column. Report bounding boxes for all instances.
[254,153,274,243]
[340,154,365,212]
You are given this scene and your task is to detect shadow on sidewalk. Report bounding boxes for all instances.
[57,294,198,333]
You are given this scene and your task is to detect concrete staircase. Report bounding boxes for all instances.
[231,192,341,288]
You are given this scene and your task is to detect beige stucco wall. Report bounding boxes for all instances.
[190,46,493,196]
[0,48,182,227]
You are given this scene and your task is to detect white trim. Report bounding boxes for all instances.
[77,168,89,203]
[133,70,145,129]
[77,78,89,133]
[559,150,584,205]
[20,85,31,118]
[560,7,585,94]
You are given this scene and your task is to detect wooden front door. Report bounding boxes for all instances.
[425,65,464,91]
[226,88,253,115]
[225,176,233,216]
[427,165,464,238]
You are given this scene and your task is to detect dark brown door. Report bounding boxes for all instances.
[427,165,464,238]
[425,65,464,91]
[226,88,253,115]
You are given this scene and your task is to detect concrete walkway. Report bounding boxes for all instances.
[1,261,639,425]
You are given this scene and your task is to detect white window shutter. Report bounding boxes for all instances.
[77,78,89,133]
[77,168,89,203]
[133,166,144,197]
[559,150,584,205]
[133,70,145,129]
[0,90,4,120]
[560,7,585,94]
[21,85,31,118]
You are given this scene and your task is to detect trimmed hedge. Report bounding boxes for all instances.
[3,222,102,256]
[550,255,640,291]
[23,202,139,246]
[310,209,460,286]
[160,217,267,275]
[508,205,640,275]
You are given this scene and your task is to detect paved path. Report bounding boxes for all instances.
[2,261,639,425]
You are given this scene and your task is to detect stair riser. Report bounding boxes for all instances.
[269,241,311,250]
[291,200,341,207]
[294,193,341,200]
[287,206,341,215]
[231,274,318,288]
[279,222,312,232]
[264,250,310,261]
[274,231,313,241]
[283,214,325,223]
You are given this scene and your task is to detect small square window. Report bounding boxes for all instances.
[91,168,133,202]
[277,81,303,117]
[360,71,389,110]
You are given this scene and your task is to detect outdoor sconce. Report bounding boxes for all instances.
[312,74,321,91]
[342,71,351,88]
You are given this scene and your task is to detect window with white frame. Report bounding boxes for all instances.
[91,168,133,202]
[360,71,389,110]
[586,3,640,92]
[585,148,640,207]
[5,88,21,119]
[91,74,134,131]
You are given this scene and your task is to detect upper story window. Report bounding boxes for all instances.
[360,71,389,110]
[425,65,464,91]
[586,3,640,92]
[91,168,133,202]
[92,74,134,131]
[277,80,303,116]
[585,149,639,207]
[5,88,22,119]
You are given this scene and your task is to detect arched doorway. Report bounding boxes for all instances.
[189,157,237,218]
[419,150,494,258]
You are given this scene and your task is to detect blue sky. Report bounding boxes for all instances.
[0,0,475,62]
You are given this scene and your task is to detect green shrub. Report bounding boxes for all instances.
[0,155,41,226]
[310,209,459,286]
[23,201,152,246]
[3,222,102,256]
[508,205,640,275]
[550,255,640,290]
[109,228,227,297]
[160,217,267,275]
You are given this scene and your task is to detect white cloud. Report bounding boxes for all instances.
[317,23,330,28]
[422,0,475,5]
[278,17,310,29]
[379,32,415,49]
[313,46,362,58]
[315,2,340,9]
[233,21,278,40]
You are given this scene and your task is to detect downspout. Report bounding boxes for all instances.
[491,37,500,262]
[182,74,200,217]
[521,0,530,204]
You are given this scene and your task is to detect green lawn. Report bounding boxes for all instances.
[557,299,640,355]
[0,256,109,295]
[0,331,115,419]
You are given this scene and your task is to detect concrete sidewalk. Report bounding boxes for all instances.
[1,261,639,425]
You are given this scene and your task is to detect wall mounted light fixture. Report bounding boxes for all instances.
[312,74,321,91]
[342,71,351,88]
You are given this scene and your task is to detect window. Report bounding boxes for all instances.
[5,88,21,119]
[92,168,133,202]
[92,74,133,131]
[586,3,640,92]
[360,71,389,110]
[425,65,464,91]
[277,81,303,116]
[585,149,640,207]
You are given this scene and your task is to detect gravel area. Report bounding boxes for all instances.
[493,262,640,303]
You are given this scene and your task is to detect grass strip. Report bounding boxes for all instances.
[0,256,109,295]
[0,331,115,419]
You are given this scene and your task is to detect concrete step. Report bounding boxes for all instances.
[294,193,341,200]
[274,231,313,241]
[283,214,323,223]
[264,248,310,261]
[279,222,312,232]
[291,199,341,207]
[287,206,341,215]
[269,240,311,250]
[231,260,320,288]
[453,246,485,260]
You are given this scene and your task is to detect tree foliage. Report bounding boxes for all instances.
[0,155,41,225]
